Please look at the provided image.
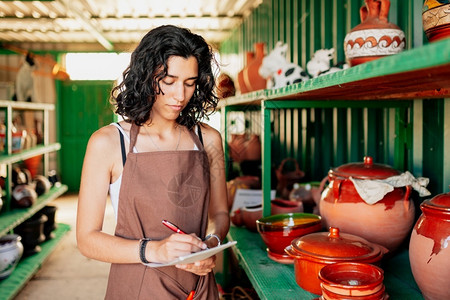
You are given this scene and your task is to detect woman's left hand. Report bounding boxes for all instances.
[175,255,216,276]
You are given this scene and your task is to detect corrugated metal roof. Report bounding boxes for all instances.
[0,0,262,52]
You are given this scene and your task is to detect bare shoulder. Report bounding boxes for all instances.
[86,122,127,153]
[198,122,223,146]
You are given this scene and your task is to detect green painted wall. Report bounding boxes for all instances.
[57,80,114,192]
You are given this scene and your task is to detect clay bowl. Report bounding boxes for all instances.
[319,262,386,299]
[256,213,322,264]
[241,205,263,232]
[271,198,304,215]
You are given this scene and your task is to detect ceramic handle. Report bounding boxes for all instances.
[403,185,412,211]
[379,0,390,22]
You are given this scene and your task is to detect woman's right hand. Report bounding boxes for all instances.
[147,233,207,263]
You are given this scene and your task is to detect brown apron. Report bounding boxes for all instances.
[105,124,218,299]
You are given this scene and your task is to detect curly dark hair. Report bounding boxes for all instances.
[111,25,219,128]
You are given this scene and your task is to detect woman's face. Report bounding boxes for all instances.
[152,55,198,121]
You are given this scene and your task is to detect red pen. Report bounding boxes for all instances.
[162,220,187,234]
[186,290,195,300]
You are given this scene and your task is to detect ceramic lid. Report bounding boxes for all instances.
[289,227,382,261]
[329,156,400,180]
[422,190,450,212]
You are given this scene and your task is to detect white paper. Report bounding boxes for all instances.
[144,241,237,268]
[231,189,276,212]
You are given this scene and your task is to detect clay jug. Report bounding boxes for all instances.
[344,0,406,66]
[245,43,267,92]
[228,133,247,162]
[243,134,261,161]
[422,0,450,42]
[237,51,254,94]
[409,189,450,300]
[319,156,414,253]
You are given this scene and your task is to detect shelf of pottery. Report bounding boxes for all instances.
[0,100,68,300]
[219,1,450,300]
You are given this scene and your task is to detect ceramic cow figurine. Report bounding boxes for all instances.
[259,41,310,89]
[306,48,349,78]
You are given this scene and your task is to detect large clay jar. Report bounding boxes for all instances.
[422,0,450,42]
[319,156,415,253]
[409,190,450,300]
[237,51,254,94]
[0,234,24,279]
[243,134,261,161]
[344,0,406,66]
[245,43,267,92]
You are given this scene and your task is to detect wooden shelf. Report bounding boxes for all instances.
[0,143,61,165]
[227,226,424,300]
[0,223,71,300]
[217,38,450,108]
[0,185,68,236]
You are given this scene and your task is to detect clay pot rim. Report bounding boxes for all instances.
[319,262,384,290]
[329,156,400,180]
[421,192,450,213]
[422,2,450,14]
[256,212,321,229]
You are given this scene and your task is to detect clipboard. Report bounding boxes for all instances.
[144,241,237,268]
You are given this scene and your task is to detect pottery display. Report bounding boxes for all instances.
[285,227,385,295]
[409,189,450,300]
[256,213,321,264]
[319,262,388,300]
[344,0,405,66]
[422,0,450,42]
[319,156,415,252]
[227,175,260,212]
[241,205,263,232]
[0,234,24,279]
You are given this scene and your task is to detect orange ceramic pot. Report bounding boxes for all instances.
[422,1,450,42]
[271,198,304,215]
[319,156,414,253]
[409,190,450,300]
[285,227,385,295]
[344,0,405,66]
[245,42,267,92]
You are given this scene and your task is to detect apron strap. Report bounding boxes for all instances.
[189,124,205,151]
[129,123,140,153]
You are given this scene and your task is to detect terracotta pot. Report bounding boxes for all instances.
[319,156,415,252]
[319,262,387,300]
[244,134,261,161]
[23,154,43,178]
[0,234,24,279]
[228,133,247,163]
[241,205,263,232]
[276,158,305,199]
[271,198,304,215]
[344,0,405,66]
[422,1,450,42]
[285,227,385,295]
[409,189,450,300]
[227,175,260,211]
[256,213,321,264]
[245,42,267,92]
[237,51,254,94]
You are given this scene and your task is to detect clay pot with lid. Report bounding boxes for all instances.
[409,189,450,300]
[344,0,406,66]
[319,156,415,252]
[285,227,385,295]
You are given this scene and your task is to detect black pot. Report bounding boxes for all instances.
[14,213,48,256]
[38,205,58,240]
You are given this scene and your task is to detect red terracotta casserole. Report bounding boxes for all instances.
[285,227,385,295]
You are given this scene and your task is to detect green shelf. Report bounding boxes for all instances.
[0,144,61,165]
[0,223,71,300]
[218,38,450,108]
[0,185,68,236]
[227,226,424,300]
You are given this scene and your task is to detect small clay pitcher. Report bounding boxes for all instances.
[237,51,254,94]
[409,189,450,300]
[344,0,406,66]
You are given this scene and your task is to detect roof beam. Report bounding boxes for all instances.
[58,0,114,51]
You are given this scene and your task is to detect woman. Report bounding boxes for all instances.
[77,25,230,299]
